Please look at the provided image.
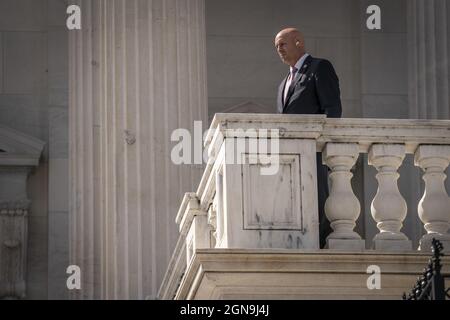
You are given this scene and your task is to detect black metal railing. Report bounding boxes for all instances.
[403,239,450,300]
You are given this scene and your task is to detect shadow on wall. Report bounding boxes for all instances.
[208,101,277,123]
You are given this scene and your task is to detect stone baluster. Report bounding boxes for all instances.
[322,143,365,250]
[414,145,450,252]
[368,144,412,251]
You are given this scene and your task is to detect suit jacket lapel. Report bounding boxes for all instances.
[284,55,313,108]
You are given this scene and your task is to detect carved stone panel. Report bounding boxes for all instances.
[242,154,302,230]
[0,200,30,299]
[0,126,44,299]
[219,139,319,249]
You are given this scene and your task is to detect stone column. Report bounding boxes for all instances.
[69,0,207,299]
[407,0,450,119]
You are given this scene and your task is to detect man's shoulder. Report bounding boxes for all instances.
[308,56,334,67]
[307,56,336,74]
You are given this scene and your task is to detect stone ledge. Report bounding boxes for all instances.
[172,249,450,300]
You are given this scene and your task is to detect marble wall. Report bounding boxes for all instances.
[0,0,69,299]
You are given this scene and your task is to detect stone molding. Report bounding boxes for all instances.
[0,200,31,216]
[0,125,45,166]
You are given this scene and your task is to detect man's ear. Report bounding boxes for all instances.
[296,41,300,47]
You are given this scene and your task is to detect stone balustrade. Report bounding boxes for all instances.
[158,113,450,299]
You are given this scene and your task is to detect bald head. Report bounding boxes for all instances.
[275,28,305,67]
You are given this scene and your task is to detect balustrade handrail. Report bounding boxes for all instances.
[205,114,450,152]
[198,114,450,251]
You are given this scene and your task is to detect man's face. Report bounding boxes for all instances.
[275,33,301,67]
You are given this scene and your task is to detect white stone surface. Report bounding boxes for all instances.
[365,156,432,250]
[176,193,203,237]
[186,215,211,265]
[215,138,319,249]
[157,234,187,300]
[369,144,411,250]
[320,117,450,153]
[69,0,208,300]
[323,143,362,248]
[326,239,365,251]
[414,145,450,249]
[196,115,450,253]
[170,249,449,300]
[373,239,412,252]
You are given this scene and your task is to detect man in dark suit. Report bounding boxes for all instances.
[275,28,342,248]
